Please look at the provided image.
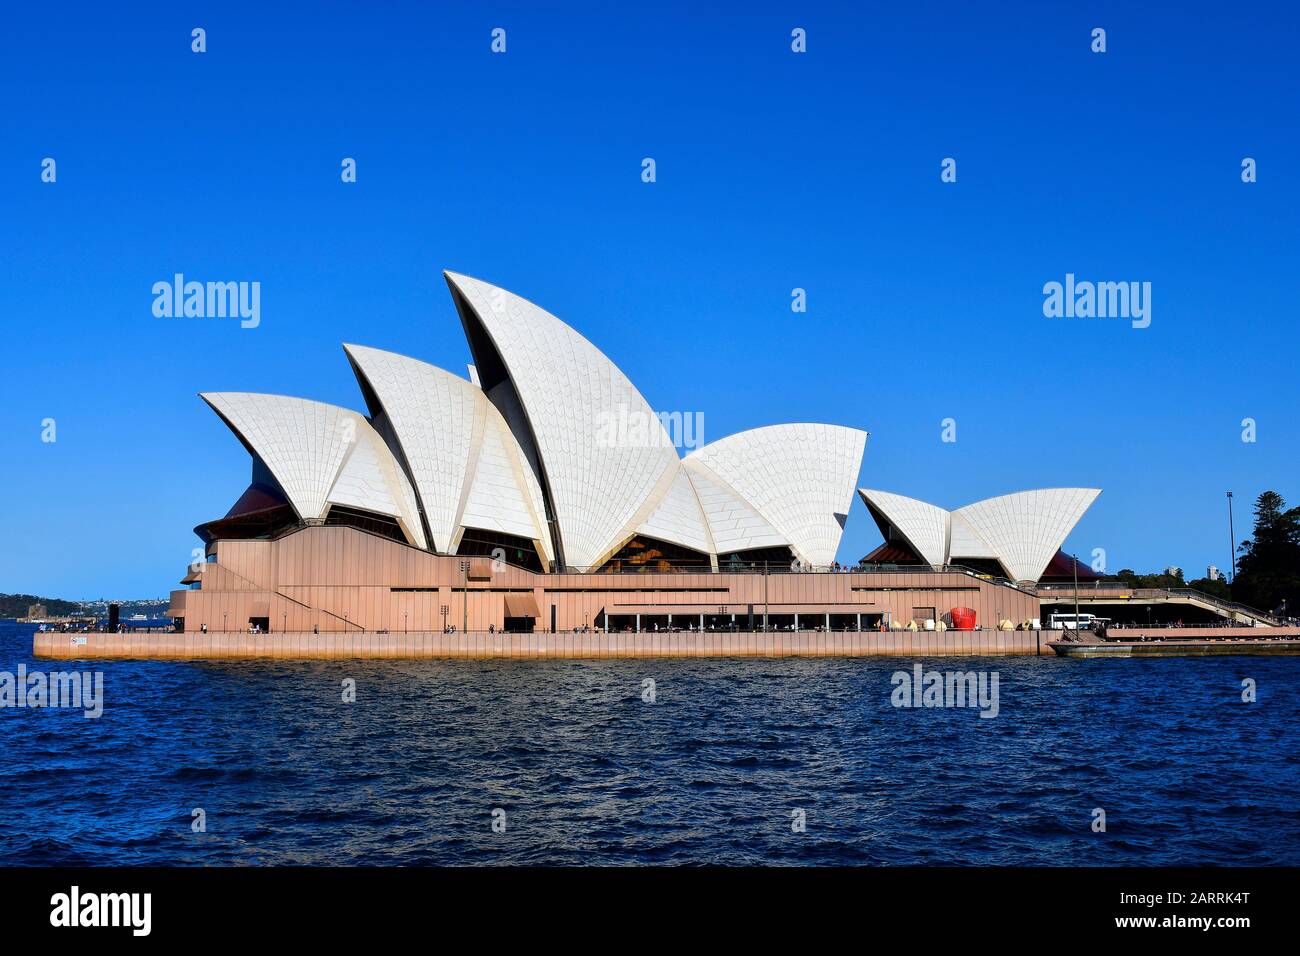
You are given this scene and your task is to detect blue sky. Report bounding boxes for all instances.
[2,1,1296,598]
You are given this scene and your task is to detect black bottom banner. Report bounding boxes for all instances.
[0,866,1285,942]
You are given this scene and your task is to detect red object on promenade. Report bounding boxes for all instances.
[950,607,977,630]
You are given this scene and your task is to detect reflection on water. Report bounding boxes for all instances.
[1,622,1296,865]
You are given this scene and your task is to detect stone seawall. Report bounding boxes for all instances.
[33,629,1051,660]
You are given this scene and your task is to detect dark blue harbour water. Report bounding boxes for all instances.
[1,621,1297,866]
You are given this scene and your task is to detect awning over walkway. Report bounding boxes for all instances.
[504,592,540,618]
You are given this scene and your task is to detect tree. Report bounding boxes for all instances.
[0,593,84,619]
[1233,491,1300,617]
[1113,568,1187,589]
[1186,575,1231,600]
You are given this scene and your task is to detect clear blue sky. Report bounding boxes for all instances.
[2,1,1296,599]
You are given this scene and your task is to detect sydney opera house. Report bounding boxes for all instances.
[167,272,1099,635]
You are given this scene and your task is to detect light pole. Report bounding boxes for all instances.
[1073,552,1080,634]
[1226,491,1237,584]
[460,560,470,633]
[763,563,769,632]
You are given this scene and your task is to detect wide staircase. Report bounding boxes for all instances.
[1033,583,1281,627]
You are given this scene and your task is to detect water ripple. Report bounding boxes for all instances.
[2,623,1297,865]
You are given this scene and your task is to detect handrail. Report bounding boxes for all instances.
[1034,581,1135,590]
[1103,620,1271,629]
[274,589,364,631]
[570,562,1042,594]
[187,557,364,631]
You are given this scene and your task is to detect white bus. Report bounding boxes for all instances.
[1049,612,1102,630]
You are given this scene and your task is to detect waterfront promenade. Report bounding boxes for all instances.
[32,626,1300,660]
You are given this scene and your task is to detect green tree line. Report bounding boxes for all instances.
[0,593,84,619]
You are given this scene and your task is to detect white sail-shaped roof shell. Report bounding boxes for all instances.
[199,276,1097,582]
[446,272,681,569]
[636,464,715,557]
[201,392,426,548]
[947,513,997,560]
[858,486,1100,581]
[953,488,1101,582]
[857,489,949,566]
[460,408,553,558]
[327,423,428,549]
[683,463,788,555]
[343,345,478,553]
[344,344,551,563]
[686,424,868,567]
